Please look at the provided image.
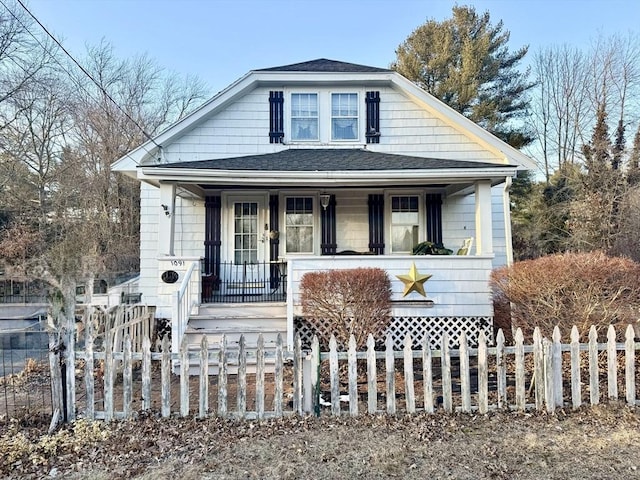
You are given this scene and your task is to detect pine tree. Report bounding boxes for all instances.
[392,6,534,147]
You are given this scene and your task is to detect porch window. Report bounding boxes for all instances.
[391,195,420,253]
[291,93,318,141]
[331,93,358,140]
[285,197,314,253]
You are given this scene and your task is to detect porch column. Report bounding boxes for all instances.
[503,177,514,265]
[474,180,493,255]
[158,182,176,256]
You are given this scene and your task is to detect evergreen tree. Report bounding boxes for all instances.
[627,125,640,186]
[392,6,534,147]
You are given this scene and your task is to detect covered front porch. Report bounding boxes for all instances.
[160,253,495,353]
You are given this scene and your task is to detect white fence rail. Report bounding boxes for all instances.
[70,324,639,421]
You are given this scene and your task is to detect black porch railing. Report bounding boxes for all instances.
[201,260,286,304]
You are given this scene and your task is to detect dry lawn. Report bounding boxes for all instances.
[3,404,640,479]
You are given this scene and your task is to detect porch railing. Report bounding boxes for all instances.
[202,260,286,304]
[172,261,199,353]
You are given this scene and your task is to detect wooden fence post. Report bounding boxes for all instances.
[161,336,171,418]
[238,335,247,418]
[459,332,471,413]
[329,335,340,415]
[104,330,114,422]
[515,328,525,411]
[552,326,563,407]
[607,325,618,400]
[348,335,358,417]
[199,336,209,419]
[543,338,554,413]
[385,333,396,415]
[366,334,377,414]
[478,331,488,415]
[180,336,190,417]
[256,334,265,420]
[310,335,320,416]
[496,329,507,409]
[84,326,95,420]
[274,334,283,417]
[142,336,151,412]
[217,335,227,418]
[292,333,302,416]
[533,327,544,411]
[441,332,452,413]
[404,335,415,414]
[625,325,636,406]
[570,326,581,409]
[123,335,132,419]
[588,326,599,405]
[422,335,434,414]
[48,333,63,425]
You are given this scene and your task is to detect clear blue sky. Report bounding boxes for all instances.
[25,0,640,95]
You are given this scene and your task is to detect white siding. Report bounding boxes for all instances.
[441,185,509,268]
[158,85,502,164]
[139,183,160,307]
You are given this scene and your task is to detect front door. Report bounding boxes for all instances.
[225,195,268,297]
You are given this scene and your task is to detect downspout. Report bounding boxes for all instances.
[503,176,514,266]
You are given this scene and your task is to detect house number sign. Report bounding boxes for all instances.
[161,270,179,284]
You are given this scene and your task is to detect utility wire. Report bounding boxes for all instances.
[1,0,163,163]
[15,0,161,150]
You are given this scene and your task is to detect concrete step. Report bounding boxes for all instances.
[185,327,285,350]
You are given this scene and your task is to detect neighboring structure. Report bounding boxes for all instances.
[113,59,535,351]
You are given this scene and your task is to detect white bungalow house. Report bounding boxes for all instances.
[113,59,535,353]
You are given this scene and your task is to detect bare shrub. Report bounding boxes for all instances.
[490,251,640,341]
[300,268,392,349]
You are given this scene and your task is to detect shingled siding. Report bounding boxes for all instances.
[440,187,509,266]
[158,86,501,163]
[138,183,206,308]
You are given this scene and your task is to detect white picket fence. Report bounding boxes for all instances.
[69,324,639,421]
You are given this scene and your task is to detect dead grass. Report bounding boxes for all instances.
[2,404,640,479]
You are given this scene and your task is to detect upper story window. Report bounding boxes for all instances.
[285,197,314,253]
[390,195,420,254]
[331,93,358,140]
[291,93,318,141]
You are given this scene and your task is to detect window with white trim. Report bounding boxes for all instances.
[285,197,314,253]
[291,93,318,141]
[390,195,420,253]
[331,93,358,140]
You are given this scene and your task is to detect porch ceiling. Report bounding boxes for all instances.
[140,149,517,192]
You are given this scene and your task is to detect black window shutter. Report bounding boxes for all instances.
[320,195,337,255]
[365,91,380,144]
[425,193,443,245]
[203,196,222,300]
[269,91,284,143]
[368,194,384,254]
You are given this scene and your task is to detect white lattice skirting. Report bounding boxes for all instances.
[295,316,494,350]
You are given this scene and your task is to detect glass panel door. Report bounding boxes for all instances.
[234,201,259,264]
[226,196,266,298]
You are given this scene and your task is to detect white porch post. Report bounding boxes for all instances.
[502,177,514,265]
[158,182,176,256]
[474,180,493,256]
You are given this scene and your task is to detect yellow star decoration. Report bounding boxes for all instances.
[396,263,432,297]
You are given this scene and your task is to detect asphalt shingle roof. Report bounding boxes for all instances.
[157,149,511,172]
[255,58,391,73]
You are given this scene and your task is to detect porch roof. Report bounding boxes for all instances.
[140,149,518,192]
[147,149,516,172]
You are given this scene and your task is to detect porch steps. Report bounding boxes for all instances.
[181,306,287,374]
